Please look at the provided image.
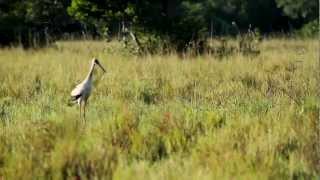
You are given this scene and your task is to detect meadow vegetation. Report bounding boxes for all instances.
[0,38,318,179]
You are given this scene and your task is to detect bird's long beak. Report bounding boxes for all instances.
[97,62,106,73]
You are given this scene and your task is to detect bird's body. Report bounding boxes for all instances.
[71,76,92,104]
[71,58,106,118]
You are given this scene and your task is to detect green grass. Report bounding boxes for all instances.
[0,39,319,179]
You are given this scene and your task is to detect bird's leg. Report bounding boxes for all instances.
[79,101,82,119]
[83,101,86,120]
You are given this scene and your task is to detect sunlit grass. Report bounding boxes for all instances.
[0,39,318,179]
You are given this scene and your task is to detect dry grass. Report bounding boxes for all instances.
[0,38,318,179]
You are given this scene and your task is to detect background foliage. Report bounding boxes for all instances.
[0,0,318,48]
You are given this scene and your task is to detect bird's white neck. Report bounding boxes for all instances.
[85,62,95,80]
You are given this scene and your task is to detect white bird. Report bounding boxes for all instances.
[71,58,106,118]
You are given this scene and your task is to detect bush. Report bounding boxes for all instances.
[122,31,171,55]
[294,20,318,38]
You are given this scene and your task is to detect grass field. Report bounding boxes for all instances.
[0,39,319,179]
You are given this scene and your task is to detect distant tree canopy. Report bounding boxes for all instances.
[276,0,317,21]
[0,0,82,47]
[0,0,318,48]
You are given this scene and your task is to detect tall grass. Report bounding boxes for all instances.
[0,39,318,179]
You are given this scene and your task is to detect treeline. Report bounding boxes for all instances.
[0,0,317,48]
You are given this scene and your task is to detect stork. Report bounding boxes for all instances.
[70,58,106,118]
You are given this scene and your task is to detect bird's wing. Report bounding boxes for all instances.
[71,83,84,97]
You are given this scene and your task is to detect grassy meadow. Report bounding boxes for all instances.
[0,39,319,179]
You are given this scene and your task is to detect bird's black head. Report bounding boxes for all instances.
[92,57,106,73]
[93,58,99,64]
